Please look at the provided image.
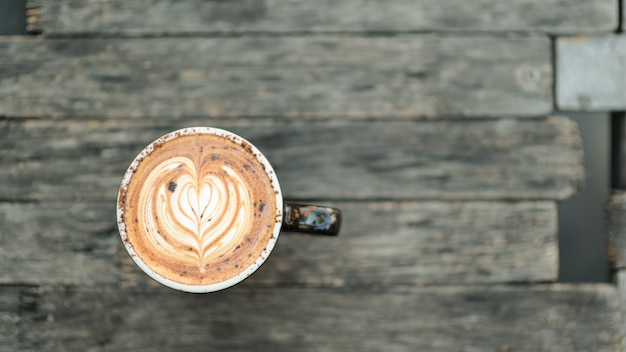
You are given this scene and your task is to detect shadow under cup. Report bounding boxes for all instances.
[116,127,341,293]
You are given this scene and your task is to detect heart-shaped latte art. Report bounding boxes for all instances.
[139,156,254,270]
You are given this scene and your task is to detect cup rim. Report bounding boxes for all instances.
[116,127,283,293]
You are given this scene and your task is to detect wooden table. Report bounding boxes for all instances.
[0,0,622,350]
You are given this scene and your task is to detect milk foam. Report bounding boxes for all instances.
[141,157,254,269]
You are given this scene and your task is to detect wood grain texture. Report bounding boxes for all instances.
[35,0,618,35]
[616,270,626,351]
[0,287,19,352]
[615,270,626,351]
[0,117,583,202]
[0,201,558,286]
[620,0,626,34]
[557,35,626,111]
[0,35,552,119]
[0,203,119,285]
[608,192,626,269]
[9,284,623,351]
[250,201,558,286]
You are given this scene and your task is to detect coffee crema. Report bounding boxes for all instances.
[117,128,282,290]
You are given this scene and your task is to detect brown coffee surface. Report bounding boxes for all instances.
[118,132,277,286]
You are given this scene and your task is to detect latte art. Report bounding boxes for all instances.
[118,129,282,289]
[141,157,254,270]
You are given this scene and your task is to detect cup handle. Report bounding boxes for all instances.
[282,202,342,236]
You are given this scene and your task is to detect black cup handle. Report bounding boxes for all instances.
[282,203,342,236]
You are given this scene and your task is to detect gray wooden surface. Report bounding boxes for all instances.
[608,192,626,269]
[557,34,626,111]
[2,0,623,350]
[34,0,618,35]
[0,201,558,286]
[608,193,626,352]
[1,284,621,351]
[616,271,626,352]
[0,117,583,202]
[617,271,626,352]
[0,36,552,119]
[0,287,19,351]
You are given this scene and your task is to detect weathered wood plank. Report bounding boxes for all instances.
[0,203,119,285]
[557,35,626,111]
[0,201,558,286]
[12,284,622,351]
[0,287,19,351]
[35,0,618,35]
[248,201,558,286]
[620,4,626,34]
[0,117,583,202]
[252,201,559,285]
[608,191,626,269]
[615,270,626,351]
[0,35,552,118]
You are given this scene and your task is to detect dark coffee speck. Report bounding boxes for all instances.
[168,181,177,192]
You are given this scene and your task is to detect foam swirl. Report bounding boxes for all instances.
[140,157,254,270]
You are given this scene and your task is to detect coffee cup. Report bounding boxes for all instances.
[116,127,341,293]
